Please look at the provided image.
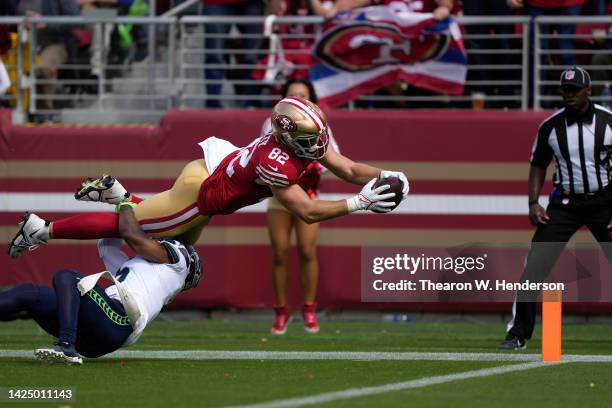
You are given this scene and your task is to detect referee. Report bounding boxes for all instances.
[499,66,612,350]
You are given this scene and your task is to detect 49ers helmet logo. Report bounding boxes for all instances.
[275,115,298,132]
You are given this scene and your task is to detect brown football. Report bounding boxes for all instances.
[371,176,403,213]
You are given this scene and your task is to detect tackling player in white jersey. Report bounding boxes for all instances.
[0,203,202,365]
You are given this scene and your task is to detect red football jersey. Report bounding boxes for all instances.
[198,133,312,215]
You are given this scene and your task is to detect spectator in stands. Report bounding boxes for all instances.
[462,0,519,108]
[74,0,149,88]
[586,0,612,98]
[252,0,334,94]
[201,0,264,108]
[262,78,339,335]
[583,0,606,15]
[326,0,454,20]
[8,0,81,116]
[507,0,585,106]
[507,0,584,68]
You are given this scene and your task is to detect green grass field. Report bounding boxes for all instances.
[0,319,611,407]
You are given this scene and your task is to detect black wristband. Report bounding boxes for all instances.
[528,200,539,206]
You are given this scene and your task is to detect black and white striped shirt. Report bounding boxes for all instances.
[531,103,612,194]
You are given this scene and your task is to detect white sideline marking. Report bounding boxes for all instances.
[225,362,561,408]
[1,349,612,363]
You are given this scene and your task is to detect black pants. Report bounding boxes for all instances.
[508,189,612,340]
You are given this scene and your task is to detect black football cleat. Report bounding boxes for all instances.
[498,334,527,350]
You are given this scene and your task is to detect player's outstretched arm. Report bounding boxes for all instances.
[272,181,395,224]
[320,149,410,200]
[117,203,171,264]
[319,149,380,185]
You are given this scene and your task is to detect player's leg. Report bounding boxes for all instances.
[51,269,84,350]
[56,160,210,240]
[63,159,210,240]
[74,285,133,359]
[45,172,131,242]
[35,269,132,363]
[501,204,582,349]
[7,210,122,260]
[174,217,210,245]
[34,269,87,364]
[267,197,294,335]
[295,215,320,333]
[8,160,211,258]
[0,283,59,336]
[132,159,211,244]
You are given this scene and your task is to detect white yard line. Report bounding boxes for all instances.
[1,349,612,363]
[225,362,562,408]
[2,349,604,407]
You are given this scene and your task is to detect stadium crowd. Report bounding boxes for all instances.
[0,0,609,115]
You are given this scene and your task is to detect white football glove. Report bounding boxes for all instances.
[346,178,397,213]
[75,174,130,205]
[380,170,410,201]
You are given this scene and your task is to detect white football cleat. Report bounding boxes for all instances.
[75,174,129,204]
[35,343,83,365]
[8,212,49,259]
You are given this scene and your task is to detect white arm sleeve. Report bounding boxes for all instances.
[97,238,129,275]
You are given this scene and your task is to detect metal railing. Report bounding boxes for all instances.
[0,16,177,122]
[0,15,610,122]
[534,16,612,110]
[178,15,531,109]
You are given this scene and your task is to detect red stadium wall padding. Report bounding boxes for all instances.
[1,108,548,161]
[3,108,608,313]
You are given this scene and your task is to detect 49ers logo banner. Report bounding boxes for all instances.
[310,5,467,108]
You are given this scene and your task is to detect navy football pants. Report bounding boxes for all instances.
[0,269,133,358]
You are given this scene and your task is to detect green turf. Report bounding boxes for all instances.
[0,319,611,407]
[0,359,512,407]
[322,363,612,408]
[3,319,611,354]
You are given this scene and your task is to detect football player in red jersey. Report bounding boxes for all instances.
[8,98,410,259]
[262,80,340,335]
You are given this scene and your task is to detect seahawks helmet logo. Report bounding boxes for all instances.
[275,115,297,132]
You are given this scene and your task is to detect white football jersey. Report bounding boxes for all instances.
[97,238,189,346]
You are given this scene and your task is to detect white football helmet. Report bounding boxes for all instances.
[270,97,329,160]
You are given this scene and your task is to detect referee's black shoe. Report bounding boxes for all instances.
[498,334,526,350]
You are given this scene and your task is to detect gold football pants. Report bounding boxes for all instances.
[134,159,210,244]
